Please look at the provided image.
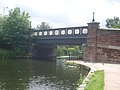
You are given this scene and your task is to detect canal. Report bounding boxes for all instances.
[0,59,90,90]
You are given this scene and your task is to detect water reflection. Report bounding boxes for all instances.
[0,59,90,90]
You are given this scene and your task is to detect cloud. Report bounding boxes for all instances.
[105,0,120,3]
[0,0,120,28]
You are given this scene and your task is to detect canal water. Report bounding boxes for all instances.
[0,59,90,90]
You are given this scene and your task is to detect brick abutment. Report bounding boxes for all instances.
[84,22,120,63]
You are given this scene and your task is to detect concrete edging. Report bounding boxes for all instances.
[77,63,97,90]
[66,61,104,90]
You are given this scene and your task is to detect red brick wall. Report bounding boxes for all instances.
[84,22,120,63]
[97,47,120,63]
[83,22,99,62]
[96,29,120,63]
[97,29,120,46]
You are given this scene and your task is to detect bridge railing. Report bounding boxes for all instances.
[32,26,88,37]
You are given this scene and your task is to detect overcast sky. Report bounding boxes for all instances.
[0,0,120,28]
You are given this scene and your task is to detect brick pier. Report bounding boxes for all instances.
[84,22,120,63]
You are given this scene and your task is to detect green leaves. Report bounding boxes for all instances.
[36,22,51,30]
[0,7,31,58]
[106,16,120,28]
[57,45,81,57]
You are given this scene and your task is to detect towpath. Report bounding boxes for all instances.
[69,60,120,90]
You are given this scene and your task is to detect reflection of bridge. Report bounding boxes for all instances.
[33,26,88,45]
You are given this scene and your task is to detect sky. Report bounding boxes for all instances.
[0,0,120,28]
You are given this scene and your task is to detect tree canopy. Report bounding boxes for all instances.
[0,16,8,49]
[106,16,120,28]
[36,22,51,30]
[0,7,31,58]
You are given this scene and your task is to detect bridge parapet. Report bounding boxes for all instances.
[33,26,88,37]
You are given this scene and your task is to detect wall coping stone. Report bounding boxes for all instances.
[99,28,120,31]
[97,44,120,50]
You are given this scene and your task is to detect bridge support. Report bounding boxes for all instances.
[83,22,100,62]
[31,44,57,60]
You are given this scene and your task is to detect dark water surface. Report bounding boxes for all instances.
[0,59,89,90]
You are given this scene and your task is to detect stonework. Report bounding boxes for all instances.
[96,29,120,63]
[97,47,120,63]
[84,22,120,63]
[83,22,99,62]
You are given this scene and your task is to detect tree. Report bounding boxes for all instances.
[106,16,120,28]
[0,16,4,46]
[3,7,31,57]
[0,16,8,49]
[36,22,51,30]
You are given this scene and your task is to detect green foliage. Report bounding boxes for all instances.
[76,74,84,89]
[0,16,13,50]
[0,18,4,45]
[57,46,68,56]
[0,16,3,31]
[57,45,83,59]
[0,49,11,59]
[84,70,104,90]
[67,46,80,54]
[36,22,51,30]
[0,7,31,58]
[106,16,120,28]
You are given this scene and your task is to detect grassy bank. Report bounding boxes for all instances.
[84,70,104,90]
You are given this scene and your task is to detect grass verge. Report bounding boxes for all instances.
[84,70,104,90]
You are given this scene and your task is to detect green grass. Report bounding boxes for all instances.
[84,70,104,90]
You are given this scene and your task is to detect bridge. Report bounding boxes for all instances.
[30,26,88,59]
[30,22,120,63]
[33,26,88,45]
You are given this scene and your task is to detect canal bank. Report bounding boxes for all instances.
[68,60,120,90]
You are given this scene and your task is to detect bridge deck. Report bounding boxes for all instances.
[32,26,88,45]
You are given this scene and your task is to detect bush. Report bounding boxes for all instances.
[0,49,11,59]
